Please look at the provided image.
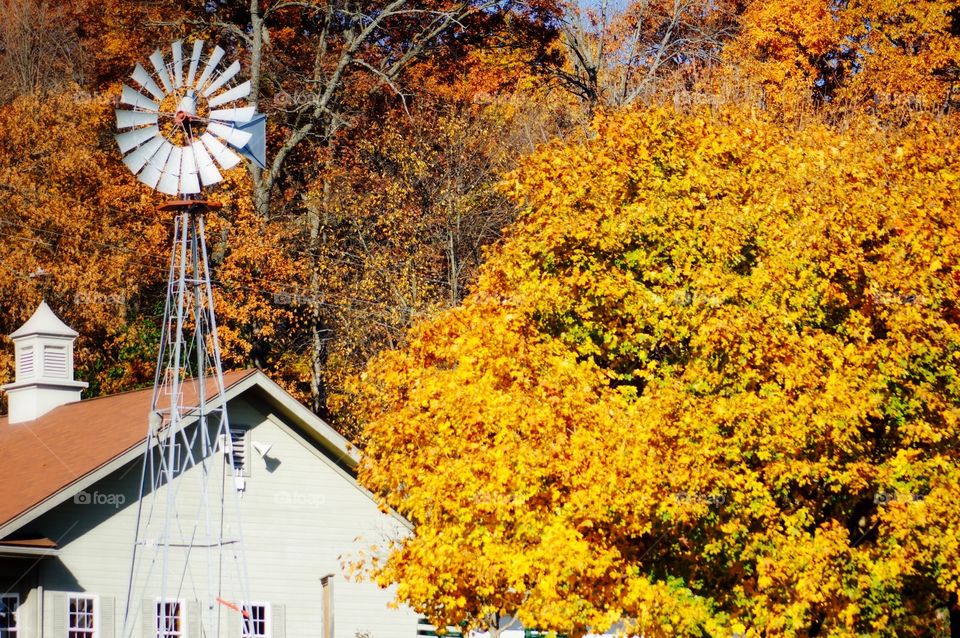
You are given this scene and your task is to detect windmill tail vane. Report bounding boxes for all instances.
[115,37,266,638]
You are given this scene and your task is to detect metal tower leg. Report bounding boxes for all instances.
[122,203,252,638]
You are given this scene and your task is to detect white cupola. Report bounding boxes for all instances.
[2,301,88,423]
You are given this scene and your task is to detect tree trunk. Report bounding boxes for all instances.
[252,172,272,219]
[808,615,823,637]
[307,166,334,418]
[486,614,503,638]
[248,0,271,219]
[447,226,458,306]
[309,308,330,416]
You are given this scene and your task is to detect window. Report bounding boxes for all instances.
[155,600,183,638]
[68,595,96,638]
[241,603,269,638]
[0,594,18,638]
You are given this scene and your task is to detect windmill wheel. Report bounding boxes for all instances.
[115,39,266,197]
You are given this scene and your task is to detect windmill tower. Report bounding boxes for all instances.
[113,39,266,638]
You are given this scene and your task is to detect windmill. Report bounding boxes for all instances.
[114,39,266,638]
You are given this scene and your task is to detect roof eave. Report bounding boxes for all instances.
[0,544,61,558]
[0,369,354,539]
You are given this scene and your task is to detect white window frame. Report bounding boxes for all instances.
[241,602,270,638]
[67,593,99,638]
[155,599,185,638]
[0,593,19,638]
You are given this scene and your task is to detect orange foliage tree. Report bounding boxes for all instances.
[0,90,165,395]
[355,106,960,636]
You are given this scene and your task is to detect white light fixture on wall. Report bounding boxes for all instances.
[251,441,272,458]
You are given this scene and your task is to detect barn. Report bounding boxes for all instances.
[0,301,417,638]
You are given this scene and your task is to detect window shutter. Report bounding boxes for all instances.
[100,596,116,638]
[229,425,251,477]
[142,599,155,638]
[271,604,285,638]
[187,600,200,637]
[51,592,67,637]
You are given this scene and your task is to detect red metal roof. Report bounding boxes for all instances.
[0,369,257,531]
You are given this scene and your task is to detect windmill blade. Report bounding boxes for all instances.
[163,146,182,177]
[146,140,174,174]
[156,173,180,195]
[202,60,241,98]
[180,172,201,195]
[116,126,160,154]
[181,145,199,179]
[149,48,174,94]
[138,164,163,190]
[189,140,223,186]
[172,40,184,88]
[180,147,201,194]
[122,135,165,174]
[195,45,225,92]
[116,109,159,130]
[157,146,183,195]
[131,63,165,101]
[208,106,256,123]
[206,121,253,149]
[187,40,204,86]
[201,132,242,170]
[137,142,166,190]
[139,140,174,190]
[121,85,160,111]
[207,81,251,108]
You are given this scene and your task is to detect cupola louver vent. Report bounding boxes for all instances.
[17,347,34,379]
[44,346,67,377]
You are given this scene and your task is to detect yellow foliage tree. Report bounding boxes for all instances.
[723,0,960,116]
[355,106,960,636]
